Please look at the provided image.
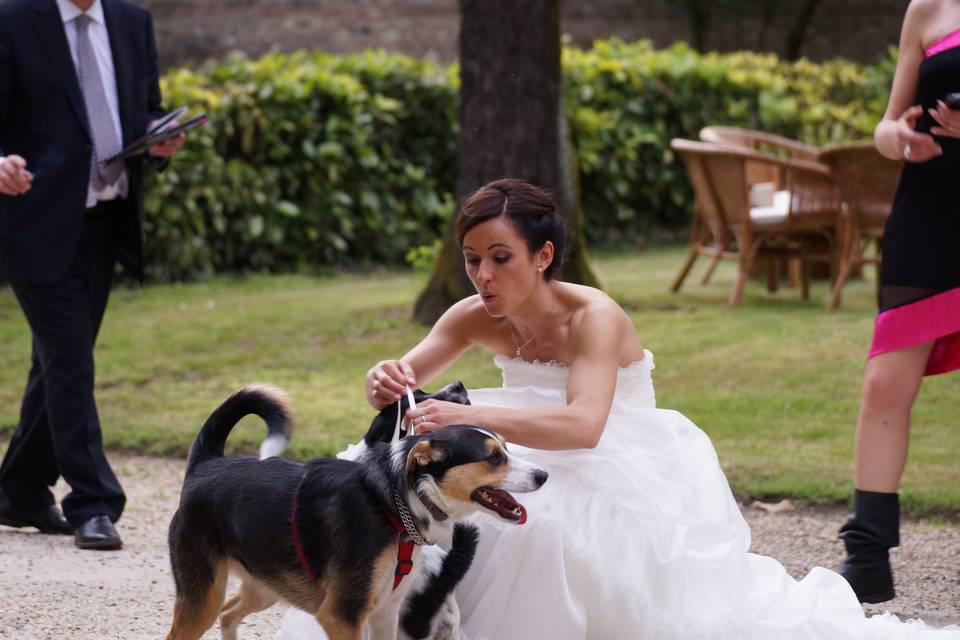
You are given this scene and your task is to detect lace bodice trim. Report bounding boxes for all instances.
[492,349,656,405]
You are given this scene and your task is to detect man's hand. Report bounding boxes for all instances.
[146,119,185,158]
[0,155,33,196]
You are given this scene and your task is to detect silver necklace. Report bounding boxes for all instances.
[508,316,549,359]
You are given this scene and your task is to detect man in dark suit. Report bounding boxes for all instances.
[0,0,183,550]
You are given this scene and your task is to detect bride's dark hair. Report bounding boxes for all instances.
[454,178,567,280]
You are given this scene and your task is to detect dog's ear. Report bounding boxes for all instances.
[430,380,471,406]
[406,439,450,473]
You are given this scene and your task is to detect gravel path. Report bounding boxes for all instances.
[1,454,958,639]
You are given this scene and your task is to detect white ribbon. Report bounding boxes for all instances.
[391,386,418,443]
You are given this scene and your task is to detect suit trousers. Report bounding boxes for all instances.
[0,200,127,527]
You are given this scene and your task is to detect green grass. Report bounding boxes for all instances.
[1,248,957,515]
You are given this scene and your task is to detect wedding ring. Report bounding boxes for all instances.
[903,143,912,160]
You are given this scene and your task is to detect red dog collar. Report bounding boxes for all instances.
[383,507,417,590]
[290,469,418,593]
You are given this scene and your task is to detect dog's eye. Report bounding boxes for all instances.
[487,450,506,465]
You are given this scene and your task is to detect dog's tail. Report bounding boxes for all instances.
[186,384,293,476]
[401,523,480,639]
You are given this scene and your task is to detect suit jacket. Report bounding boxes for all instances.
[0,0,165,283]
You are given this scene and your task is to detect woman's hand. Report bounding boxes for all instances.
[895,105,942,162]
[366,359,416,408]
[405,399,475,435]
[929,100,960,140]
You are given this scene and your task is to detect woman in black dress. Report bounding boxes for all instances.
[838,0,960,606]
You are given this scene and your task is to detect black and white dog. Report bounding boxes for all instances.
[165,384,547,640]
[354,381,480,640]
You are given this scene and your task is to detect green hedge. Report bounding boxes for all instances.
[565,40,893,237]
[144,41,894,280]
[144,50,458,280]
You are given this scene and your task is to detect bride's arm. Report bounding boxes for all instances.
[365,296,479,409]
[408,304,622,450]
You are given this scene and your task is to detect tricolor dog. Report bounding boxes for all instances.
[164,384,548,640]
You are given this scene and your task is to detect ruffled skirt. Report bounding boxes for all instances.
[275,385,960,640]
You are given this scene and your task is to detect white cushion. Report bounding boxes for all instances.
[750,190,791,225]
[749,181,776,207]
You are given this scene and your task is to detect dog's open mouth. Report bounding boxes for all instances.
[471,487,527,524]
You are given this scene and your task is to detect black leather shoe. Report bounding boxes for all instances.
[0,494,72,535]
[74,515,123,550]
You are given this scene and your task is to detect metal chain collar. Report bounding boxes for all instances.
[393,489,429,546]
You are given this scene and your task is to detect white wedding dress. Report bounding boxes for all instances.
[276,351,959,640]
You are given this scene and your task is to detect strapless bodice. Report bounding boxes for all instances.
[491,349,656,408]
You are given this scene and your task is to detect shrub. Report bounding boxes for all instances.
[143,42,894,279]
[563,39,893,241]
[144,50,458,281]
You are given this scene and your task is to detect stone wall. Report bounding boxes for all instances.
[139,0,909,69]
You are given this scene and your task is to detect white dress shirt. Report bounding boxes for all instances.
[55,0,129,208]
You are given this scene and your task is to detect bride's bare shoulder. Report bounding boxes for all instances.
[440,295,498,332]
[560,283,644,355]
[559,282,625,318]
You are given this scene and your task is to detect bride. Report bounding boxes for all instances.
[277,179,958,639]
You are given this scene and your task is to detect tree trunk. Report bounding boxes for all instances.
[683,0,709,52]
[412,0,599,325]
[784,0,823,60]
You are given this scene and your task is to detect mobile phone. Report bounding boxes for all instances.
[945,92,960,109]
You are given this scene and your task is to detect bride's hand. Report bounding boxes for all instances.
[367,359,416,407]
[405,399,472,435]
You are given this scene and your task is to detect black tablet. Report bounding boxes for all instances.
[105,112,207,163]
[147,106,188,136]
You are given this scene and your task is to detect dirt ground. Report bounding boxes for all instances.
[0,454,958,639]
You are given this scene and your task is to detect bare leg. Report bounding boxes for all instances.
[839,340,934,604]
[853,341,933,492]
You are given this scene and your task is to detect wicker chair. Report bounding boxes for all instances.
[670,139,840,307]
[817,142,904,310]
[699,126,830,287]
[699,125,821,162]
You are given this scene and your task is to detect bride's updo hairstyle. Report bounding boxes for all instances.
[454,178,567,280]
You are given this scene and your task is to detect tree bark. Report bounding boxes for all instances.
[683,0,709,52]
[784,0,823,60]
[412,0,599,324]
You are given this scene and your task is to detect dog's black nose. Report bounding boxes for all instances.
[534,469,548,487]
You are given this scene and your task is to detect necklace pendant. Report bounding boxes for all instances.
[516,348,522,359]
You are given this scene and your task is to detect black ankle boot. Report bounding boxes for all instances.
[838,489,899,604]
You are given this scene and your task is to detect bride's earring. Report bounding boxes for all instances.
[538,266,544,273]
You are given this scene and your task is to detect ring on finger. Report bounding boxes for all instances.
[903,143,912,160]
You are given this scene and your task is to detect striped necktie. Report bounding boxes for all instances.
[74,14,123,190]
